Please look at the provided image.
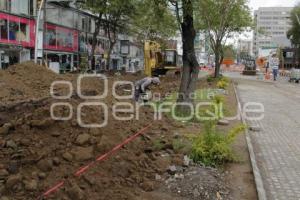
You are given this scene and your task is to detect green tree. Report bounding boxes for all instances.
[222,44,236,61]
[287,5,300,47]
[83,0,135,70]
[131,0,177,41]
[195,0,252,77]
[82,0,107,68]
[168,0,200,107]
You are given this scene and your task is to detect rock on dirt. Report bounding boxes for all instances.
[23,179,38,191]
[0,169,9,178]
[90,128,102,136]
[96,135,112,152]
[155,174,162,181]
[53,157,60,166]
[5,174,22,189]
[5,140,17,149]
[183,155,192,167]
[19,138,31,146]
[141,181,156,192]
[30,119,54,128]
[161,166,231,200]
[37,159,53,172]
[38,172,46,179]
[168,165,177,175]
[218,119,230,126]
[62,152,73,162]
[67,183,85,200]
[0,123,12,135]
[72,147,94,161]
[75,133,91,146]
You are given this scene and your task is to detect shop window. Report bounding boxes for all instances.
[0,19,8,40]
[0,0,8,11]
[57,29,73,49]
[45,28,56,46]
[9,21,19,41]
[79,35,86,52]
[10,0,29,15]
[57,30,67,48]
[17,23,29,42]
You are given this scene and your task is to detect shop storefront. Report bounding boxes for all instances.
[0,12,35,68]
[44,23,79,73]
[79,32,109,71]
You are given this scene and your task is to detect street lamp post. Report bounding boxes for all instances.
[34,0,46,64]
[34,0,85,64]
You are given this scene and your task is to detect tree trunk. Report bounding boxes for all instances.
[177,0,199,109]
[214,47,221,78]
[90,16,102,70]
[106,41,116,70]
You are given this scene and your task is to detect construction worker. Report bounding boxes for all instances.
[134,77,160,101]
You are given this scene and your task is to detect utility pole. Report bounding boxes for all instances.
[34,0,45,64]
[34,0,85,64]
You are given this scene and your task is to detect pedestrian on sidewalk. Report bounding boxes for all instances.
[269,53,279,81]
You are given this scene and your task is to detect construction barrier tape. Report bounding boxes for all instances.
[38,124,152,199]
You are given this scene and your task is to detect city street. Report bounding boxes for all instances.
[1,0,300,199]
[233,74,300,200]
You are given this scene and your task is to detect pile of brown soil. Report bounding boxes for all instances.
[0,63,252,200]
[0,62,65,104]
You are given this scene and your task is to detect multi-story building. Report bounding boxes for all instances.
[118,34,144,72]
[0,0,36,69]
[253,7,293,57]
[194,31,210,65]
[237,39,252,63]
[0,0,143,72]
[44,1,111,72]
[238,39,252,55]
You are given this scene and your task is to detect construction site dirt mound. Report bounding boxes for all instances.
[0,62,66,104]
[0,67,234,200]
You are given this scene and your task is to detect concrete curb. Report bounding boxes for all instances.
[233,83,268,200]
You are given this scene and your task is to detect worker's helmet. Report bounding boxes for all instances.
[152,77,160,85]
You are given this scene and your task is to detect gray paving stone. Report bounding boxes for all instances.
[236,78,300,200]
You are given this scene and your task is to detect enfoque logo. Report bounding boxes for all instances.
[50,74,265,128]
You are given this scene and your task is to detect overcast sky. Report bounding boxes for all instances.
[249,0,299,12]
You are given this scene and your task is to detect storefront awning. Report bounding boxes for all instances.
[0,43,23,51]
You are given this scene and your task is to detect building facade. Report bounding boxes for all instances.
[237,39,252,63]
[0,0,143,72]
[0,0,36,69]
[194,31,210,66]
[253,7,293,57]
[44,1,111,72]
[118,34,144,72]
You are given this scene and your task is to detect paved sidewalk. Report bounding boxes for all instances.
[236,78,300,200]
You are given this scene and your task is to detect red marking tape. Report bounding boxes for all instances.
[38,124,152,199]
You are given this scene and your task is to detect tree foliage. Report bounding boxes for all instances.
[195,0,252,77]
[131,0,177,41]
[287,5,300,47]
[83,0,135,69]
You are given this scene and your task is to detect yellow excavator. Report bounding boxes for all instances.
[144,40,179,76]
